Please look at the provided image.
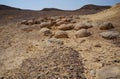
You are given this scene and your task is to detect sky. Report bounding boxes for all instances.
[0,0,120,10]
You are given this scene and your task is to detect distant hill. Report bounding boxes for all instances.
[0,5,21,10]
[0,4,111,11]
[41,4,111,12]
[0,4,111,24]
[74,4,111,14]
[78,4,111,10]
[41,8,64,11]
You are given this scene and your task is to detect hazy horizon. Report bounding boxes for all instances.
[0,0,120,10]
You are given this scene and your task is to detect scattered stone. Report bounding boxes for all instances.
[47,38,64,45]
[21,20,27,25]
[58,24,74,30]
[27,20,34,25]
[39,28,52,36]
[66,18,73,22]
[40,22,52,28]
[94,43,101,47]
[100,31,119,39]
[75,29,91,38]
[90,70,96,77]
[71,20,77,23]
[96,65,120,79]
[49,17,58,21]
[56,20,65,26]
[51,21,56,26]
[61,18,67,22]
[99,22,114,30]
[34,19,41,24]
[74,23,93,30]
[54,31,68,38]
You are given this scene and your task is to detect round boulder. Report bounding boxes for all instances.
[40,22,52,28]
[74,23,93,30]
[21,20,27,25]
[66,18,73,22]
[56,20,65,26]
[58,24,74,30]
[75,29,91,38]
[96,65,120,79]
[39,28,52,36]
[54,31,68,38]
[99,22,114,30]
[100,31,119,39]
[27,20,34,25]
[33,19,41,24]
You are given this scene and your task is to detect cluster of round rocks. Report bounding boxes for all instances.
[19,16,120,79]
[99,22,119,39]
[21,16,119,39]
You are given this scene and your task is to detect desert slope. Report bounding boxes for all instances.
[88,3,120,21]
[87,3,120,33]
[0,4,120,79]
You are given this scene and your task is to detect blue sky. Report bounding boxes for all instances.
[0,0,120,10]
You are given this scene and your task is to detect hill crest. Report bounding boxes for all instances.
[0,5,21,10]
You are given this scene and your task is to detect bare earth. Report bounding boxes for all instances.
[0,4,120,79]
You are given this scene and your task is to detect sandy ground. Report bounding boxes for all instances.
[0,4,120,79]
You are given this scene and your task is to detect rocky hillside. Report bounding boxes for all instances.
[0,3,120,79]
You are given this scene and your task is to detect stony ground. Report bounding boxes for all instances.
[0,4,120,79]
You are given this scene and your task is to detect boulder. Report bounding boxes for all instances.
[99,22,114,30]
[39,28,52,36]
[100,31,119,39]
[66,18,73,22]
[75,29,91,38]
[74,23,93,30]
[21,20,27,25]
[56,20,65,26]
[40,22,52,28]
[71,19,77,23]
[33,19,41,24]
[49,16,59,21]
[54,31,68,38]
[47,38,64,45]
[58,24,74,30]
[96,66,120,79]
[27,20,34,25]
